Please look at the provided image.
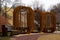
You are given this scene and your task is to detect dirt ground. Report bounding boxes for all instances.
[9,32,60,40]
[37,34,60,40]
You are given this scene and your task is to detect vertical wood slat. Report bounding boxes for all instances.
[13,6,22,29]
[50,12,56,31]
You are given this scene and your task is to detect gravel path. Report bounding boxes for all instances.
[9,33,50,40]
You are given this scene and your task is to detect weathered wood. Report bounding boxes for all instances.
[13,6,56,33]
[42,12,56,33]
[13,6,34,34]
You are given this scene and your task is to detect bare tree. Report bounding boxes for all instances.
[50,3,60,30]
[50,3,60,13]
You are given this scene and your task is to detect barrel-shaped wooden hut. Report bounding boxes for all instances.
[13,6,34,34]
[42,12,56,33]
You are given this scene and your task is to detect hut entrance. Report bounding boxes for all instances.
[43,12,56,33]
[19,8,28,33]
